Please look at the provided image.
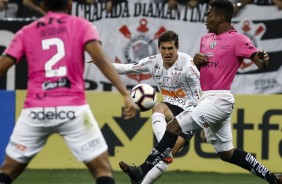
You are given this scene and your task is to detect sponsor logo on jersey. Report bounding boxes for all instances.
[152,120,161,125]
[161,88,186,98]
[150,148,160,155]
[204,52,214,57]
[206,62,219,68]
[28,107,76,120]
[42,77,71,90]
[246,153,269,177]
[199,114,209,128]
[9,141,27,152]
[81,138,102,151]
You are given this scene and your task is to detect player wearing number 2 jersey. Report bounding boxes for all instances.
[0,0,136,184]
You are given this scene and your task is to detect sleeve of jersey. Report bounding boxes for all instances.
[112,57,151,74]
[3,30,24,63]
[81,20,100,44]
[199,36,204,53]
[188,59,200,77]
[235,34,258,58]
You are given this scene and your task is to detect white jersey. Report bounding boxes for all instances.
[113,52,201,110]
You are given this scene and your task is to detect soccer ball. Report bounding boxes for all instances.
[130,84,157,111]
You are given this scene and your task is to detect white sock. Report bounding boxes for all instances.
[151,112,167,142]
[141,161,168,184]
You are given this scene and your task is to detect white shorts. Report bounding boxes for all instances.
[176,90,235,152]
[6,105,108,163]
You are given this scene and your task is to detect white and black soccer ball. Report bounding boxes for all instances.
[130,84,157,112]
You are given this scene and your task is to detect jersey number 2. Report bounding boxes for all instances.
[42,38,66,77]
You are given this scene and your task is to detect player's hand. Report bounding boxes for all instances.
[193,53,208,68]
[200,129,207,142]
[123,94,136,120]
[254,50,269,70]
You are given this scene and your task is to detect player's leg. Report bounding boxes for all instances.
[151,103,169,142]
[119,112,201,183]
[141,136,187,184]
[119,92,227,182]
[142,103,169,183]
[0,155,27,184]
[214,146,281,184]
[217,147,281,184]
[63,105,115,184]
[141,103,174,184]
[0,108,50,183]
[141,103,193,184]
[203,93,281,184]
[85,151,115,184]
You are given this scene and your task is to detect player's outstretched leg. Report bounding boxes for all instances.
[224,149,281,184]
[119,161,144,184]
[273,174,282,184]
[141,160,169,184]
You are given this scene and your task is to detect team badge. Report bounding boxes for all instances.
[113,18,168,82]
[209,41,217,49]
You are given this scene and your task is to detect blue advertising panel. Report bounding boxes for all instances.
[0,90,15,163]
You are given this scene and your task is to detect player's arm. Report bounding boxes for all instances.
[112,58,150,74]
[0,55,15,78]
[85,40,136,119]
[112,63,140,74]
[250,50,269,70]
[23,0,45,16]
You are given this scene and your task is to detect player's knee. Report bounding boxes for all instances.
[88,163,113,178]
[166,118,182,134]
[152,103,166,114]
[217,150,233,162]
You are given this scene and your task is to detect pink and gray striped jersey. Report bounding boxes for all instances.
[199,30,258,91]
[4,12,100,108]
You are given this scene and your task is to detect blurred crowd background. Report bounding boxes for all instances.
[0,0,281,19]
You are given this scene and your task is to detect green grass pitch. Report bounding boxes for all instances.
[13,169,266,184]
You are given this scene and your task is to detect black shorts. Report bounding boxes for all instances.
[162,102,195,145]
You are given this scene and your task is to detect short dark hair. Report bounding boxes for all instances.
[209,0,234,23]
[43,0,69,11]
[158,30,179,48]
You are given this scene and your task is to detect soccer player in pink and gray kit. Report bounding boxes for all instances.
[119,0,282,184]
[0,0,136,183]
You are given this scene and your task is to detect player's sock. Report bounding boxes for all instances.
[152,112,167,142]
[96,176,115,184]
[0,173,12,184]
[140,131,178,175]
[230,149,275,183]
[141,161,168,184]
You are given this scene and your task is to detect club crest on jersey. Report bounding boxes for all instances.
[171,70,182,84]
[209,41,217,49]
[232,20,266,73]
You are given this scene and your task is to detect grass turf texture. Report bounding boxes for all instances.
[13,169,266,184]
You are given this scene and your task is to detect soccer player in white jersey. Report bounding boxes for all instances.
[118,1,282,184]
[113,30,202,184]
[0,0,136,184]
